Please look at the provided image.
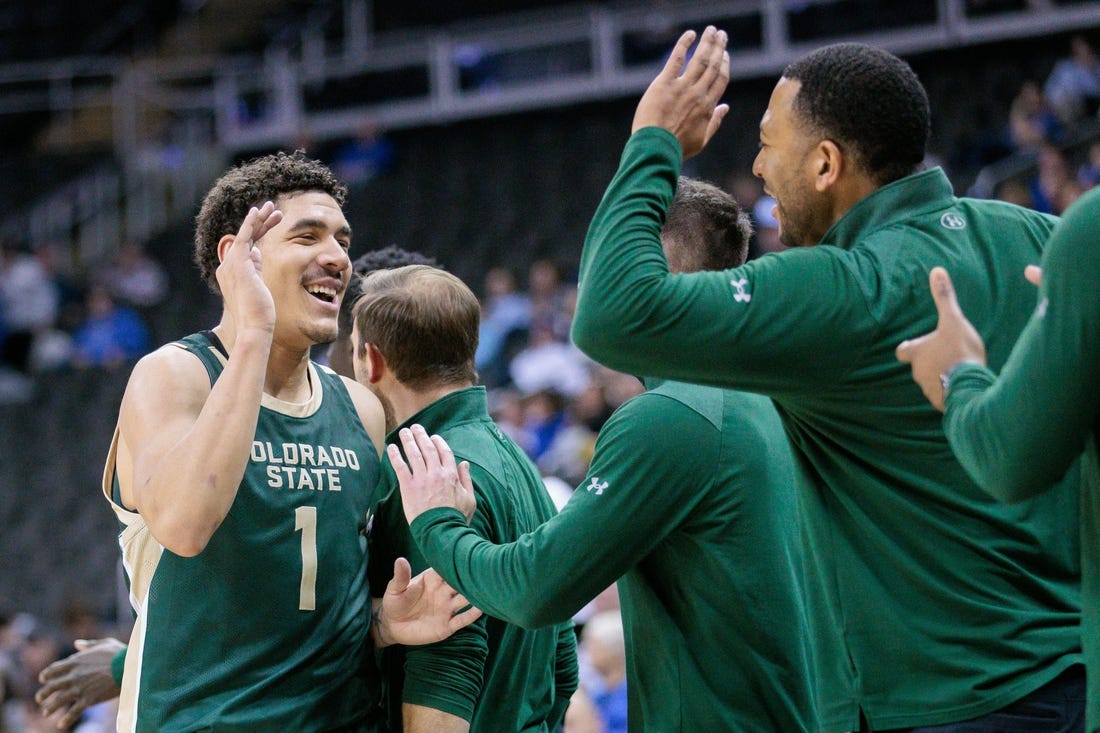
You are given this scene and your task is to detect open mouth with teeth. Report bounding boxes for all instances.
[306,285,338,304]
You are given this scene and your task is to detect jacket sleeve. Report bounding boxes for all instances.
[944,189,1100,500]
[409,393,719,628]
[571,127,876,398]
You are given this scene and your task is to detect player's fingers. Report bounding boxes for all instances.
[35,682,56,704]
[252,203,283,242]
[457,461,474,494]
[683,26,717,84]
[420,567,447,591]
[37,687,67,714]
[660,29,697,80]
[708,44,730,98]
[699,28,728,90]
[387,444,413,485]
[457,461,476,520]
[929,267,964,323]
[429,433,458,474]
[1025,264,1043,287]
[55,701,84,730]
[705,103,730,145]
[391,557,412,591]
[449,604,483,631]
[396,428,427,475]
[448,590,474,613]
[230,207,259,254]
[895,334,923,363]
[37,660,71,684]
[410,424,441,469]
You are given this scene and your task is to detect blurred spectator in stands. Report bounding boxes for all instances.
[594,365,645,414]
[35,242,84,334]
[1055,177,1086,214]
[97,242,168,313]
[537,387,599,486]
[0,240,59,375]
[1008,80,1063,152]
[22,243,79,373]
[527,258,572,340]
[331,120,395,189]
[537,423,595,487]
[1027,144,1072,214]
[520,388,570,463]
[579,611,628,733]
[751,195,784,258]
[510,316,591,398]
[71,285,150,370]
[993,178,1035,208]
[475,265,531,388]
[487,386,535,454]
[1,613,62,733]
[1045,35,1100,124]
[1077,140,1100,188]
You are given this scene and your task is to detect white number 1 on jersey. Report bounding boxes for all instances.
[294,506,318,611]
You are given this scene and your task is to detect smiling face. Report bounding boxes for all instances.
[752,78,835,248]
[254,191,352,348]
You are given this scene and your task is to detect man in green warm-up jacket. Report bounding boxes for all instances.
[569,29,1084,733]
[898,185,1100,732]
[388,177,817,732]
[353,265,578,733]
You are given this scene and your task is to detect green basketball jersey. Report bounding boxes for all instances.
[104,331,381,732]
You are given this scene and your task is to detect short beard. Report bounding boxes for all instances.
[776,193,822,248]
[370,385,398,434]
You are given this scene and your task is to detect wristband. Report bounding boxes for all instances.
[939,362,966,401]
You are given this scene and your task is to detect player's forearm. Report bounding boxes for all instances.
[402,704,470,733]
[411,509,618,629]
[139,331,270,555]
[946,329,1094,501]
[573,128,680,372]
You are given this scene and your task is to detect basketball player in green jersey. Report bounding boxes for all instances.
[102,152,478,733]
[36,242,454,731]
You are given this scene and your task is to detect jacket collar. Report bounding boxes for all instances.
[820,167,956,250]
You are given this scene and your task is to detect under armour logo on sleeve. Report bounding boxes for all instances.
[585,477,609,495]
[730,278,752,303]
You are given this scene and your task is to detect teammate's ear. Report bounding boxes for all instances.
[814,139,843,192]
[365,343,387,384]
[216,234,237,264]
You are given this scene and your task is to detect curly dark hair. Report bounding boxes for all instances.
[783,43,930,187]
[193,150,348,294]
[337,245,442,342]
[663,177,752,273]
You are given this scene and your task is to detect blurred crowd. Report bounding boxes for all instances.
[991,34,1100,213]
[0,239,166,401]
[0,604,125,733]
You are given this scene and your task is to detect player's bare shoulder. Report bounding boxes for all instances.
[119,342,214,438]
[339,374,386,454]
